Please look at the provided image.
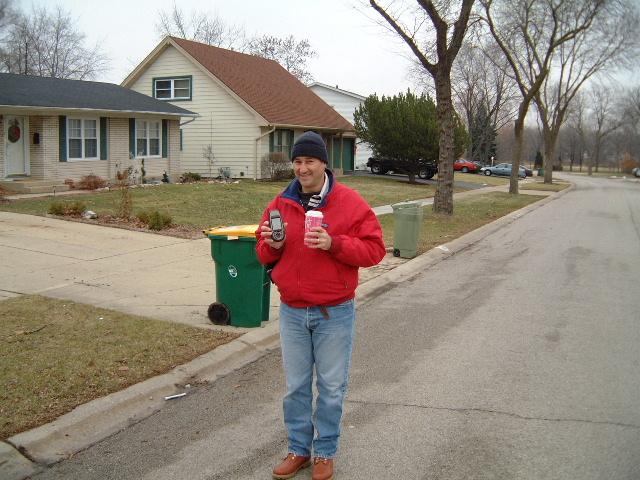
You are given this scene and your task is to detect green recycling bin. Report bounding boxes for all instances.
[537,168,544,176]
[391,201,424,259]
[204,225,270,328]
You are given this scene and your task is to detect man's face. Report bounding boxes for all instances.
[293,156,326,193]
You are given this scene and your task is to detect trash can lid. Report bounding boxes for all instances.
[391,201,422,210]
[204,225,259,238]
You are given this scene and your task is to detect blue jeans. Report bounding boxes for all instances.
[279,299,356,459]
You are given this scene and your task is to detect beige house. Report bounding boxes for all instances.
[0,73,196,193]
[123,36,355,179]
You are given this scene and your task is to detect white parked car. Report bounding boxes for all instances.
[480,163,527,179]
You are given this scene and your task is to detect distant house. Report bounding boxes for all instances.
[309,82,373,171]
[122,36,355,179]
[0,73,196,193]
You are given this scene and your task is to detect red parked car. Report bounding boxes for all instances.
[454,159,479,173]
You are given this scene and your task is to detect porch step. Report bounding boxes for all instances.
[0,180,70,194]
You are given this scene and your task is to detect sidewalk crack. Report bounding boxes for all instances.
[346,399,640,430]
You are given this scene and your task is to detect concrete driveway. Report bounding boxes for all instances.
[0,212,280,330]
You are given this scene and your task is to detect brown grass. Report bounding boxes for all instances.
[520,181,570,192]
[377,192,545,255]
[0,295,239,439]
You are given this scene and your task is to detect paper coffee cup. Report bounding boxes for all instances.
[304,210,323,246]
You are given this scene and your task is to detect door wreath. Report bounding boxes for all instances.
[8,119,21,143]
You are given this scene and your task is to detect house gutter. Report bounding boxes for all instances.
[0,104,197,118]
[255,126,276,180]
[179,116,198,127]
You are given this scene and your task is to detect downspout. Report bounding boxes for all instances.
[179,117,197,127]
[255,126,276,180]
[175,116,198,180]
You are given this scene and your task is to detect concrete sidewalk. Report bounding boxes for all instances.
[0,178,560,480]
[0,212,280,332]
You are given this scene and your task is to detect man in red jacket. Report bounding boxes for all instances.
[256,131,386,480]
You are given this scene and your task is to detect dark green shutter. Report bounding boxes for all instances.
[287,130,294,160]
[58,116,67,162]
[100,117,107,160]
[129,118,135,158]
[269,131,274,152]
[162,119,168,158]
[179,129,183,151]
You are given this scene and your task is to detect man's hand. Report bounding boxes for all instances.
[305,226,332,251]
[260,220,286,249]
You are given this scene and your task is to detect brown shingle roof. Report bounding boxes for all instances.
[171,37,353,132]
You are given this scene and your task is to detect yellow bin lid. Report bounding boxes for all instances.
[204,224,259,238]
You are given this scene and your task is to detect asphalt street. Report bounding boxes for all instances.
[32,174,640,480]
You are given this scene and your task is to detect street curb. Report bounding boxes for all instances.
[2,183,573,478]
[4,320,282,470]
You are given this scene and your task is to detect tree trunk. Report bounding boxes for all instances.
[511,112,526,194]
[543,130,555,184]
[433,70,455,215]
[569,146,574,172]
[590,138,601,176]
[466,110,473,160]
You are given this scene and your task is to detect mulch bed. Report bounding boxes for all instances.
[47,213,204,239]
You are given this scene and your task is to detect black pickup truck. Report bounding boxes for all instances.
[366,157,438,180]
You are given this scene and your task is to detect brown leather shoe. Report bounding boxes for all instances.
[272,453,311,479]
[312,457,334,480]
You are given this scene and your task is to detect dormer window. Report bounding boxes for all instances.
[153,76,192,101]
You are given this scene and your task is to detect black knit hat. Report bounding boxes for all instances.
[290,131,328,163]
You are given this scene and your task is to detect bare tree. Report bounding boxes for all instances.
[0,4,108,79]
[533,0,639,183]
[586,86,623,174]
[247,35,317,84]
[369,0,475,215]
[0,0,14,30]
[622,84,640,152]
[156,5,317,83]
[0,0,15,64]
[411,38,519,163]
[155,4,247,50]
[481,0,604,193]
[452,41,519,162]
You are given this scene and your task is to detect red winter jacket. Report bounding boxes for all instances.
[255,172,386,308]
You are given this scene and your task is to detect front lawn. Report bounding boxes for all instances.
[0,295,239,440]
[378,192,545,255]
[520,181,570,192]
[0,176,456,234]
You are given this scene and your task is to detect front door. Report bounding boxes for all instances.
[5,116,28,176]
[342,138,355,172]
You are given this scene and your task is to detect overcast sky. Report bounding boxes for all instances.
[26,0,417,96]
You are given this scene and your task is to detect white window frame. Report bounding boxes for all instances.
[153,77,191,100]
[135,120,162,158]
[67,117,99,161]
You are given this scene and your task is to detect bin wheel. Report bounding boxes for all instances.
[393,248,401,258]
[208,302,230,325]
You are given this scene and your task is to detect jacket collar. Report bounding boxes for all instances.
[281,168,335,208]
